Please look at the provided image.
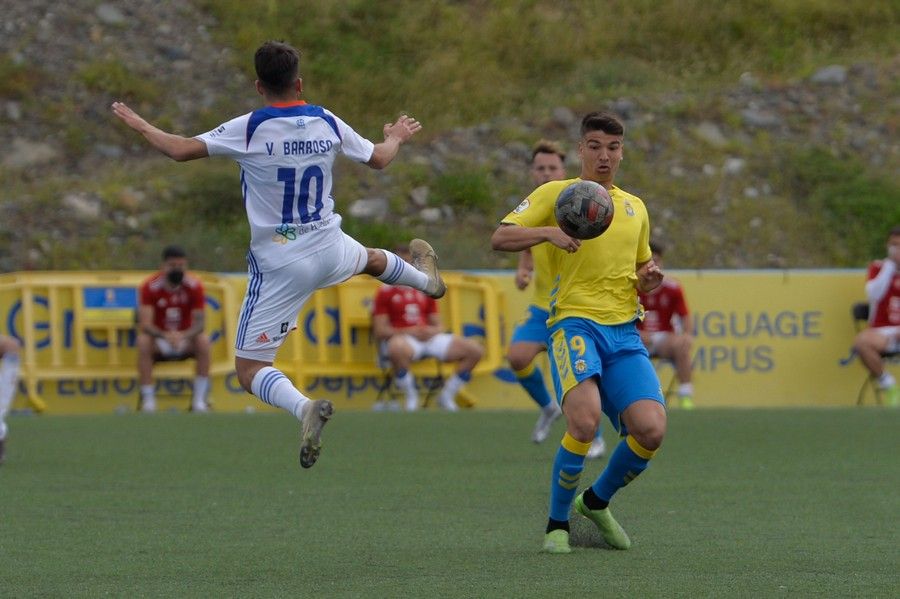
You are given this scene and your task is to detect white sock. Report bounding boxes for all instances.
[678,383,694,397]
[192,376,210,406]
[376,250,428,290]
[439,373,466,404]
[396,372,419,407]
[250,367,310,420]
[877,372,896,389]
[140,384,155,402]
[0,354,20,419]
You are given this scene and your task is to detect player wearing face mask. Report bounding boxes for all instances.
[136,245,211,412]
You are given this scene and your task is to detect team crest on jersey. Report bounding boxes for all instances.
[296,119,306,129]
[574,359,587,374]
[272,224,297,244]
[513,199,530,213]
[624,201,635,216]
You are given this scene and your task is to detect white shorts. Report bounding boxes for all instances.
[235,229,367,362]
[874,326,900,354]
[644,331,672,357]
[379,332,455,365]
[155,338,189,358]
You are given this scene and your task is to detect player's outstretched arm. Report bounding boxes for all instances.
[111,101,208,162]
[367,115,422,169]
[491,224,581,253]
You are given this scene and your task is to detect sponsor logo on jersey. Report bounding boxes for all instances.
[296,118,306,129]
[256,332,270,343]
[270,214,337,244]
[513,199,530,214]
[575,359,586,374]
[624,201,635,216]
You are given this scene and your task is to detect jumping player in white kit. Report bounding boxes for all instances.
[112,40,445,468]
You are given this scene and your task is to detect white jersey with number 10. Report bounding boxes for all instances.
[196,101,375,273]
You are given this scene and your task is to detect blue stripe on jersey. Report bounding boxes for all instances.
[245,104,342,148]
[240,168,247,208]
[236,252,263,350]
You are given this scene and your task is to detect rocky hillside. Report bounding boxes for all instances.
[1,1,898,271]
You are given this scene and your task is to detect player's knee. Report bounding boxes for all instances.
[506,345,532,371]
[630,420,666,452]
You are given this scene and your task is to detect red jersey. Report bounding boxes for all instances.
[637,279,689,333]
[372,285,437,329]
[139,272,205,332]
[867,260,900,327]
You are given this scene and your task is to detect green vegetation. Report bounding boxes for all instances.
[77,59,161,103]
[195,0,898,129]
[3,0,898,270]
[1,409,897,596]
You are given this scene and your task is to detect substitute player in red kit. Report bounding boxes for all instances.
[372,245,483,412]
[137,245,211,413]
[637,240,695,409]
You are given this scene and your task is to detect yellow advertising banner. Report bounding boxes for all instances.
[0,269,887,413]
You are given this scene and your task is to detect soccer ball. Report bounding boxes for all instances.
[554,180,614,240]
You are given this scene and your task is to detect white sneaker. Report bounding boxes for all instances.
[438,393,459,412]
[191,401,209,413]
[531,404,562,443]
[372,401,386,412]
[140,397,157,413]
[586,437,607,459]
[405,394,420,412]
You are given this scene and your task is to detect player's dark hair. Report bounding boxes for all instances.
[888,225,900,239]
[650,240,665,256]
[162,245,187,260]
[531,140,566,163]
[255,41,300,95]
[580,112,625,137]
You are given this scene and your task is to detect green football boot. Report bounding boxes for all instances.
[884,385,899,408]
[542,529,572,554]
[574,493,631,549]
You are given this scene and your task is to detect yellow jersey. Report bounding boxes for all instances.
[529,240,554,311]
[502,177,652,326]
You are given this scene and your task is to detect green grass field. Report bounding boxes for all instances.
[1,409,897,598]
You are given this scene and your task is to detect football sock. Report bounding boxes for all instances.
[0,354,20,415]
[192,376,210,405]
[438,371,471,403]
[591,435,656,502]
[548,432,590,522]
[581,487,608,511]
[395,370,419,407]
[140,384,155,403]
[375,249,429,290]
[515,362,553,409]
[250,366,309,420]
[546,518,570,533]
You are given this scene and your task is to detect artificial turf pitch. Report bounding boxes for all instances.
[0,408,897,598]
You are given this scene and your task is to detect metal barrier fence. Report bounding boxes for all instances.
[0,271,507,412]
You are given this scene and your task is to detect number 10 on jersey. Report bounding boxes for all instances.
[278,166,325,224]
